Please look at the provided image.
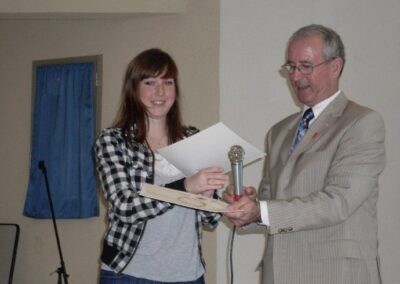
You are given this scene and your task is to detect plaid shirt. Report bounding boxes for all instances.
[94,126,221,273]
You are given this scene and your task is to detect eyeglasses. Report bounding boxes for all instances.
[282,58,334,75]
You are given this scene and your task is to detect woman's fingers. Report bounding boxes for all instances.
[185,167,228,194]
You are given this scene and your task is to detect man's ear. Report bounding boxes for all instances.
[330,57,344,78]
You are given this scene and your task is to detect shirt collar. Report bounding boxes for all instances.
[303,90,341,125]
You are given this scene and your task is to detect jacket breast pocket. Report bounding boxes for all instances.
[297,151,330,174]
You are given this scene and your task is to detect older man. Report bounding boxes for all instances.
[223,24,385,284]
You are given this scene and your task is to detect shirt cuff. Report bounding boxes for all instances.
[259,200,270,226]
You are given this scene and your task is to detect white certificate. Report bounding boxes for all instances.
[140,183,237,212]
[158,122,265,177]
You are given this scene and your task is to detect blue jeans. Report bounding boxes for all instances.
[99,270,205,284]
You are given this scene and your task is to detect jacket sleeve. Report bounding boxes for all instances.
[198,210,222,229]
[94,128,173,225]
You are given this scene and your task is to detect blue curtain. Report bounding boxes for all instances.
[24,62,99,219]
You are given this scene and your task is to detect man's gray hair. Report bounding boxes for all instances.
[289,24,346,67]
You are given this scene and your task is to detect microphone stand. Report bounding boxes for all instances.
[38,161,69,284]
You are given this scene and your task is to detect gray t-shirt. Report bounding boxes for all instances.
[104,153,204,281]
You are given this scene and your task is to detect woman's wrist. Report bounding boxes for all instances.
[184,177,192,193]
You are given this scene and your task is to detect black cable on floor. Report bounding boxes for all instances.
[229,225,237,284]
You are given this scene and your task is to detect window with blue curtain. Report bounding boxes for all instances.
[24,58,101,219]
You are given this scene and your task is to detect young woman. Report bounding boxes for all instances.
[94,48,227,284]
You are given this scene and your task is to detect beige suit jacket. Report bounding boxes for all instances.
[259,93,385,284]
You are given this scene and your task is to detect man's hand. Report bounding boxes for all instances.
[222,185,261,226]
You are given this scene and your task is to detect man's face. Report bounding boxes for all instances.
[287,35,341,107]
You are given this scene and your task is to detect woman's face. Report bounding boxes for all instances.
[138,72,176,121]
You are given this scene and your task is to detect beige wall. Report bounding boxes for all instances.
[0,1,220,283]
[219,1,400,283]
[4,1,399,284]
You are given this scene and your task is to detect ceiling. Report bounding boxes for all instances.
[0,0,187,20]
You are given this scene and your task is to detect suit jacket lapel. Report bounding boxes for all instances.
[288,92,348,159]
[280,114,301,164]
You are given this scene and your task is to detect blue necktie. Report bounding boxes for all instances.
[289,108,314,154]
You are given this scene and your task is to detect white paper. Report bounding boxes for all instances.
[140,183,238,212]
[157,122,265,177]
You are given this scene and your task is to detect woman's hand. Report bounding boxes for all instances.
[185,167,228,197]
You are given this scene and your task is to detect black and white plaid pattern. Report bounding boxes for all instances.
[94,126,221,273]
